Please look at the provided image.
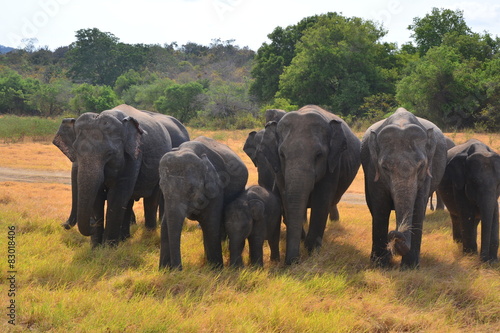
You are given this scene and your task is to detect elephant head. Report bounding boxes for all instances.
[368,122,435,257]
[53,111,144,237]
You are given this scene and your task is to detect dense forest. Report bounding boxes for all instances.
[1,8,499,131]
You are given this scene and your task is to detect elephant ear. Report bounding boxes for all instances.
[368,130,380,182]
[447,153,467,190]
[123,116,144,159]
[328,119,347,173]
[201,154,221,199]
[249,199,265,222]
[261,121,281,174]
[53,118,76,162]
[243,131,258,166]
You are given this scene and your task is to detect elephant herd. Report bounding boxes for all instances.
[53,104,500,270]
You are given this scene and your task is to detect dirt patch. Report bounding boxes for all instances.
[0,167,70,184]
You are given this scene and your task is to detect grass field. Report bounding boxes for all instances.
[0,128,499,332]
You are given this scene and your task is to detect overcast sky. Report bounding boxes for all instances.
[1,0,500,50]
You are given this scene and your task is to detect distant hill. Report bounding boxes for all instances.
[0,45,15,54]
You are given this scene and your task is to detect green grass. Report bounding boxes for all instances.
[0,115,64,142]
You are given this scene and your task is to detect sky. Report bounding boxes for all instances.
[1,0,500,51]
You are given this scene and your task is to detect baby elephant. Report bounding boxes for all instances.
[224,185,281,267]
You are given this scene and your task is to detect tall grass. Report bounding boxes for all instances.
[1,131,499,332]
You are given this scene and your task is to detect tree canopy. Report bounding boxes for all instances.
[0,9,499,131]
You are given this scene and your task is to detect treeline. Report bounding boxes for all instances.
[1,8,499,131]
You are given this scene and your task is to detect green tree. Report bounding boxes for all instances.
[408,8,471,56]
[66,28,120,85]
[154,81,205,123]
[250,13,339,102]
[70,83,122,114]
[278,15,394,116]
[0,67,39,115]
[30,79,73,116]
[396,45,482,128]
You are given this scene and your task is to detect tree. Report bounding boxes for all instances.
[154,81,205,123]
[70,83,122,114]
[0,67,39,115]
[408,8,471,56]
[250,13,339,102]
[278,14,395,116]
[396,45,482,128]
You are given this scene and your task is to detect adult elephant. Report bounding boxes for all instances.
[55,105,190,233]
[437,139,499,262]
[361,108,447,269]
[258,105,361,265]
[53,104,175,245]
[159,136,248,270]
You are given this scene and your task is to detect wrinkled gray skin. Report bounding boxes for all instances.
[257,105,361,265]
[361,108,447,269]
[53,104,174,245]
[56,106,190,234]
[225,185,281,267]
[429,137,455,210]
[159,136,248,270]
[437,139,500,262]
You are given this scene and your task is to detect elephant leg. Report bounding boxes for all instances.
[144,185,160,230]
[368,190,392,267]
[268,216,281,262]
[199,198,224,268]
[461,215,479,255]
[435,192,445,210]
[248,234,265,266]
[488,204,499,261]
[120,200,134,241]
[450,213,463,243]
[159,214,171,269]
[228,236,245,267]
[104,189,133,245]
[329,202,339,221]
[304,183,332,253]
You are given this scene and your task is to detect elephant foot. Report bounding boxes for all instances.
[387,231,410,257]
[370,252,392,268]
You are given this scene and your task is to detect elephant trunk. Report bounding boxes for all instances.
[283,171,314,265]
[477,196,499,262]
[387,184,418,256]
[76,161,104,237]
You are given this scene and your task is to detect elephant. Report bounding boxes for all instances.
[361,108,447,269]
[429,137,455,210]
[437,139,500,262]
[158,136,248,270]
[54,105,190,233]
[53,104,176,246]
[224,185,281,267]
[243,129,276,192]
[265,109,287,123]
[256,105,361,265]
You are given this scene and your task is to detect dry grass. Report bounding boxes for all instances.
[1,129,499,332]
